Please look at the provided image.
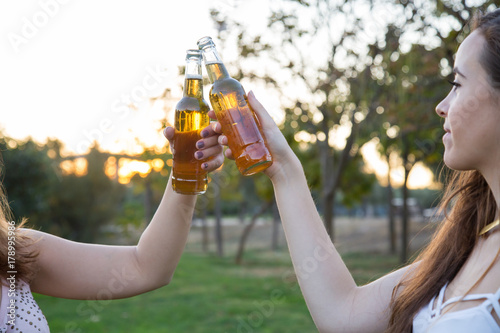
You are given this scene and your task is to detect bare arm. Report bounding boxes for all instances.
[271,162,413,332]
[217,91,414,332]
[29,127,223,300]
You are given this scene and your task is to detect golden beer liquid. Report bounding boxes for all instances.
[172,78,210,194]
[206,63,272,176]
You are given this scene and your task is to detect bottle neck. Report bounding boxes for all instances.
[183,54,203,98]
[183,75,203,98]
[205,62,230,83]
[201,46,230,83]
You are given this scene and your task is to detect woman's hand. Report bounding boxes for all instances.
[211,90,301,182]
[163,125,224,173]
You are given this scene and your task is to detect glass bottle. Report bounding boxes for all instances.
[172,49,210,194]
[197,36,272,176]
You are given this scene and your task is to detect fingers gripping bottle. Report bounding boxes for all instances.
[172,50,210,194]
[197,36,272,176]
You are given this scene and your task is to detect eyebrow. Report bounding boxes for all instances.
[453,67,467,79]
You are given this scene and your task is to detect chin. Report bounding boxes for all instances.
[443,153,474,171]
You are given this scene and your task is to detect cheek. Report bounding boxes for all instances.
[482,111,500,147]
[448,103,470,134]
[450,83,494,123]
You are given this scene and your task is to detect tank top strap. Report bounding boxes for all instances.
[432,282,449,316]
[489,286,500,317]
[440,284,500,316]
[495,286,500,299]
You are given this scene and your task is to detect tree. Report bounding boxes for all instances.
[376,0,498,261]
[1,135,127,242]
[0,135,56,228]
[49,144,126,242]
[210,0,392,240]
[210,0,498,255]
[234,173,274,264]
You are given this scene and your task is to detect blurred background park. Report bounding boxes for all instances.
[1,0,498,332]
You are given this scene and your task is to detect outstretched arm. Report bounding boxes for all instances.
[28,126,223,300]
[216,91,415,332]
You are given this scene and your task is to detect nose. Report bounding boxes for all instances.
[435,94,449,118]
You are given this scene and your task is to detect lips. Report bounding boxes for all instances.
[443,126,451,143]
[443,130,451,144]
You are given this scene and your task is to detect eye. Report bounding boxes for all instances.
[447,79,461,90]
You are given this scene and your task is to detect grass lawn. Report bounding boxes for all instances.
[34,250,401,332]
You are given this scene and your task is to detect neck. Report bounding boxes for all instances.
[481,166,500,221]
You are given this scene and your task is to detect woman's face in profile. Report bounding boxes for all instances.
[435,30,500,173]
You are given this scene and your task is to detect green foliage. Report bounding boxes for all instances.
[1,135,126,242]
[375,42,449,179]
[1,137,57,227]
[116,198,145,229]
[45,146,125,242]
[339,153,377,208]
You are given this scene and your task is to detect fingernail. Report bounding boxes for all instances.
[201,130,209,138]
[203,163,209,170]
[195,151,203,159]
[196,141,205,149]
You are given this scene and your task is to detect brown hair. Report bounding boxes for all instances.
[387,9,500,332]
[0,154,38,283]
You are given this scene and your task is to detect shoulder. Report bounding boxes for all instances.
[448,233,500,296]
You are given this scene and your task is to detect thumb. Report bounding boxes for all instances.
[164,126,175,141]
[247,91,276,128]
[163,126,175,152]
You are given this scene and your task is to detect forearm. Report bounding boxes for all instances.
[271,160,358,331]
[29,127,225,300]
[135,175,196,287]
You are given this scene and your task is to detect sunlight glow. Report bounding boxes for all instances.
[361,139,437,189]
[118,159,151,184]
[60,158,88,177]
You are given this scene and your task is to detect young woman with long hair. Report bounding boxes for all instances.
[215,9,500,332]
[0,126,223,331]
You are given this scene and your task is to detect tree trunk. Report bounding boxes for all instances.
[386,152,396,254]
[239,200,247,224]
[271,200,280,251]
[144,178,153,226]
[214,175,223,257]
[200,205,209,253]
[400,136,410,263]
[235,200,273,264]
[318,126,334,239]
[401,171,410,263]
[325,118,358,242]
[323,191,335,241]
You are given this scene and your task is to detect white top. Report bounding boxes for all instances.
[0,280,49,332]
[413,282,500,333]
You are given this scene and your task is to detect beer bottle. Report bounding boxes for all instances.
[197,36,272,176]
[172,49,210,195]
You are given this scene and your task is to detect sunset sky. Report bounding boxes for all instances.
[0,0,435,188]
[0,0,274,154]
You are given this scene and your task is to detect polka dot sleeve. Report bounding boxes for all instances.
[0,280,49,332]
